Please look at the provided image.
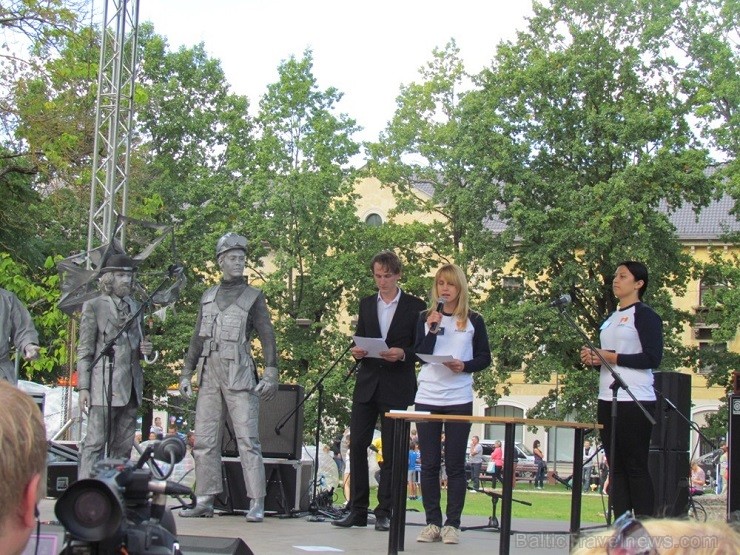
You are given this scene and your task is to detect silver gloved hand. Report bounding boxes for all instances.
[254,367,278,401]
[179,376,193,399]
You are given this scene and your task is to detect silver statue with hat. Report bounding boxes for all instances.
[179,233,279,522]
[76,253,155,480]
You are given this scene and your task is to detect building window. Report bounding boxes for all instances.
[698,341,727,375]
[502,276,523,290]
[484,405,523,443]
[365,213,383,227]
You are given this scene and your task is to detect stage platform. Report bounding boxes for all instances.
[35,496,604,554]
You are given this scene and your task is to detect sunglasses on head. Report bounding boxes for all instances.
[607,512,657,555]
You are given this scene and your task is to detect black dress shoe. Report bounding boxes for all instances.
[374,515,391,531]
[332,510,368,528]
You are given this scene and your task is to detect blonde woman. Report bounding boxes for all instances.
[414,264,491,545]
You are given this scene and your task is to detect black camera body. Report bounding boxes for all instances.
[56,438,190,554]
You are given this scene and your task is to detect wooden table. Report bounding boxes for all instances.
[385,412,601,555]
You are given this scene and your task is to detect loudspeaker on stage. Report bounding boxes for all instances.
[222,384,304,460]
[24,524,254,555]
[650,371,691,452]
[648,449,689,518]
[215,457,313,515]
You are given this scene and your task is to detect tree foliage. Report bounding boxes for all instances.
[371,0,733,425]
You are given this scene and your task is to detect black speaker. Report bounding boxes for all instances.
[28,524,254,555]
[728,394,740,519]
[47,461,78,497]
[222,384,304,459]
[650,371,691,452]
[648,449,689,518]
[215,457,312,515]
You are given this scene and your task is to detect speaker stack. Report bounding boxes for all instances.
[216,384,310,515]
[649,371,691,518]
[222,383,304,459]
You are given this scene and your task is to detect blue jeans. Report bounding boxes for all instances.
[535,461,546,488]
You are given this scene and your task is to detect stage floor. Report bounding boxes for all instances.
[36,496,602,554]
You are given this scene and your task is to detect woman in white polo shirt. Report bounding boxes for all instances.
[580,261,663,519]
[414,263,491,545]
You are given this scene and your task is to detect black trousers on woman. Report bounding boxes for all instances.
[598,399,656,518]
[415,401,472,529]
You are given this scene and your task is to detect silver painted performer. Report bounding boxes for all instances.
[0,287,40,384]
[179,233,279,522]
[77,254,153,479]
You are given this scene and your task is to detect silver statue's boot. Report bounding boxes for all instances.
[246,497,265,522]
[179,494,215,518]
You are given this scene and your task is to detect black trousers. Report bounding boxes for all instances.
[348,391,405,517]
[598,399,656,518]
[415,401,473,529]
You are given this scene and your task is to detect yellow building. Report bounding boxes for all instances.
[355,176,738,462]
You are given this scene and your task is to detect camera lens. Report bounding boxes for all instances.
[73,489,113,528]
[56,478,124,542]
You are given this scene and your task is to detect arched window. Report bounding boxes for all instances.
[484,405,524,443]
[365,213,383,226]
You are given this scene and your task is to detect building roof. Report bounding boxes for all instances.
[409,176,738,242]
[662,195,739,241]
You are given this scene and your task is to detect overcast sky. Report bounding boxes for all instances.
[138,1,533,144]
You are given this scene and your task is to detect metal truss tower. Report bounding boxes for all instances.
[86,0,141,255]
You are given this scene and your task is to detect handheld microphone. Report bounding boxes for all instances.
[429,297,447,333]
[549,293,572,308]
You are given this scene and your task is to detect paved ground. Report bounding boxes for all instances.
[34,496,604,554]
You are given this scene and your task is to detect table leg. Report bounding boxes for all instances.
[499,422,516,555]
[388,418,410,554]
[569,428,585,549]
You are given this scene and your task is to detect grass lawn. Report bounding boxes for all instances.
[393,483,611,523]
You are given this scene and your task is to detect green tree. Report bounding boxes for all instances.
[242,50,368,438]
[366,40,498,274]
[370,0,723,423]
[460,0,720,421]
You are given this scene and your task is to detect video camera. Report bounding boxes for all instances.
[55,436,195,554]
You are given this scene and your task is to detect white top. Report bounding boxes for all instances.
[415,314,475,405]
[598,304,656,401]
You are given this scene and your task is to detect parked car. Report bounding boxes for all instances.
[465,439,539,483]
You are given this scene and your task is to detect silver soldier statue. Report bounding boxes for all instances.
[0,287,40,384]
[179,233,279,522]
[77,254,153,479]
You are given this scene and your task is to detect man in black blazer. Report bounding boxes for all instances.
[333,251,426,531]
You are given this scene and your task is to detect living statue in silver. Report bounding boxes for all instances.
[179,233,279,522]
[0,287,40,384]
[77,254,153,479]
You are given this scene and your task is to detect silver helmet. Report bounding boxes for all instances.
[216,233,247,257]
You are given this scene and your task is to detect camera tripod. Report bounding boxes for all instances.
[460,488,532,531]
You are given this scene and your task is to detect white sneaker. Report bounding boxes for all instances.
[417,523,442,542]
[442,525,460,544]
[469,489,478,493]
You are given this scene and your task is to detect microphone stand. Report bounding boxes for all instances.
[274,341,353,521]
[85,273,172,459]
[554,303,655,525]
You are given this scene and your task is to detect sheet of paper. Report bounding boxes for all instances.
[352,336,389,358]
[417,353,454,364]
